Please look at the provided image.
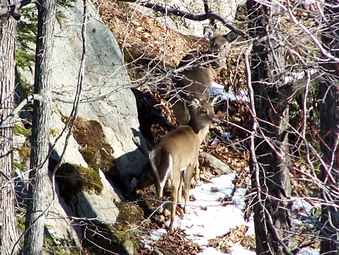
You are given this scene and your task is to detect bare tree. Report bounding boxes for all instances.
[246,1,293,254]
[0,3,20,254]
[23,0,57,253]
[319,1,339,254]
[244,0,339,253]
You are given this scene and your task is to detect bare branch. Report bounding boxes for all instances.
[118,0,250,40]
[0,0,35,19]
[0,94,45,128]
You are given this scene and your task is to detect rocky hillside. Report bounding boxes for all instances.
[14,0,250,254]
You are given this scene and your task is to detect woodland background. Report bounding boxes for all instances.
[0,0,338,254]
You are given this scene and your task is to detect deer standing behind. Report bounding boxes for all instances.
[169,29,238,180]
[170,29,238,126]
[149,101,214,232]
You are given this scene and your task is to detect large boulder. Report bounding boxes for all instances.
[50,0,148,188]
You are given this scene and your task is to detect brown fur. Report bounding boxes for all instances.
[149,105,213,232]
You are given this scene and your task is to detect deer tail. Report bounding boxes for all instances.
[149,147,172,187]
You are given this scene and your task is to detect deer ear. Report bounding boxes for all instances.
[224,31,238,43]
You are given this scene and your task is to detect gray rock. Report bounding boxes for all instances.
[50,0,148,188]
[75,170,120,224]
[200,151,233,175]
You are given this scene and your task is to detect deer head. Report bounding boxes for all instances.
[149,102,213,232]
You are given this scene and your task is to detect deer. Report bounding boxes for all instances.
[149,100,214,232]
[168,28,238,181]
[170,28,238,126]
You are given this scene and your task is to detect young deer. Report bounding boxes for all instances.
[170,29,238,126]
[149,101,213,232]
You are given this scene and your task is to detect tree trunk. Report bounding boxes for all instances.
[23,0,57,254]
[247,1,293,254]
[320,1,339,254]
[0,7,20,255]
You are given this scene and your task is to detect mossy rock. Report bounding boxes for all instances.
[43,236,80,255]
[117,202,145,224]
[83,222,143,255]
[56,163,103,204]
[82,203,147,254]
[72,117,115,173]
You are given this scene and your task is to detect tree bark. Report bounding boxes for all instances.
[0,6,20,255]
[247,1,293,254]
[23,0,57,254]
[320,1,339,254]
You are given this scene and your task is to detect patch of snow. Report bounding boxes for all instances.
[210,82,225,95]
[230,243,256,255]
[221,132,233,139]
[198,247,227,255]
[179,203,245,246]
[292,198,314,213]
[210,82,224,93]
[198,242,256,255]
[189,174,236,204]
[177,174,251,248]
[291,197,320,226]
[150,228,167,241]
[232,188,247,210]
[303,0,316,5]
[245,214,255,236]
[142,228,167,249]
[296,248,320,255]
[210,82,249,102]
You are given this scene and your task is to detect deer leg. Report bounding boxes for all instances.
[177,170,184,205]
[169,175,180,232]
[194,162,200,183]
[183,164,194,214]
[158,181,164,199]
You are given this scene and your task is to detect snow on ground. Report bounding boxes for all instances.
[144,173,320,254]
[143,173,255,254]
[177,174,254,254]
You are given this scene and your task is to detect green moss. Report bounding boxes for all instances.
[16,7,37,71]
[81,147,100,171]
[82,203,146,254]
[13,124,31,137]
[14,160,26,171]
[56,163,103,204]
[79,165,103,194]
[50,128,58,138]
[84,222,142,255]
[16,216,26,232]
[117,202,144,223]
[72,117,115,173]
[58,0,76,8]
[43,236,80,255]
[15,49,35,71]
[17,145,31,165]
